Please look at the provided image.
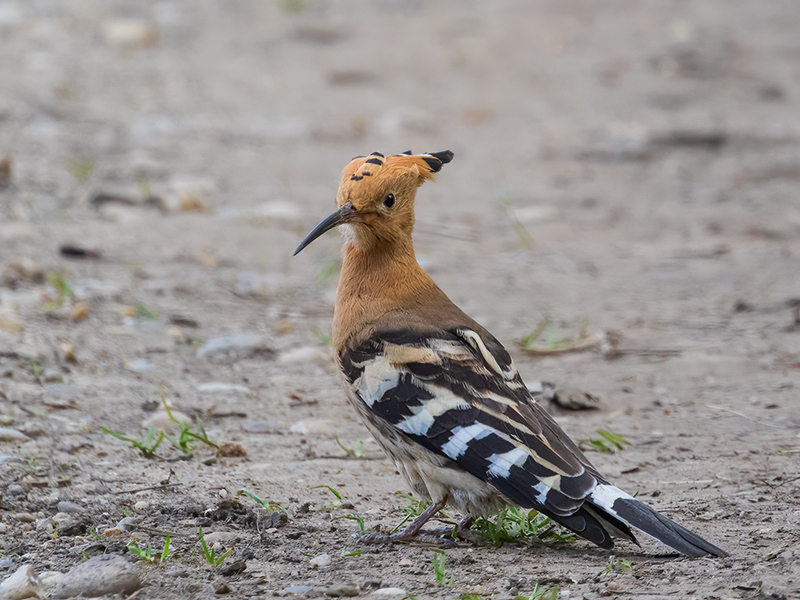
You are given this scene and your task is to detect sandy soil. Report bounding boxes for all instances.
[1,1,799,598]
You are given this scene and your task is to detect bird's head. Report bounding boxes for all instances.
[294,150,453,255]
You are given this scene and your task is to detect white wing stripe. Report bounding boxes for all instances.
[355,355,401,407]
[486,446,529,478]
[440,424,491,459]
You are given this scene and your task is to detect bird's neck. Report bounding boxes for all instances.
[332,239,440,351]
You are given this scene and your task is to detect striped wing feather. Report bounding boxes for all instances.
[340,327,632,547]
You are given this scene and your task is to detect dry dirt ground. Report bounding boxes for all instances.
[1,1,800,599]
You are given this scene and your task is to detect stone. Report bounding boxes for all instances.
[52,554,141,598]
[326,585,359,597]
[370,589,408,599]
[289,419,336,435]
[0,564,37,600]
[309,553,331,568]
[196,382,252,394]
[243,421,277,433]
[196,334,273,359]
[285,586,314,595]
[103,19,158,48]
[56,500,84,514]
[278,346,331,365]
[127,359,156,373]
[36,571,64,596]
[0,428,29,442]
[52,512,87,536]
[202,531,239,545]
[552,387,602,410]
[142,408,191,429]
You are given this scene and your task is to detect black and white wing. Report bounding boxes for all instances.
[339,327,726,557]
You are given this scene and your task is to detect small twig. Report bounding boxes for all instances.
[706,404,787,430]
[112,482,183,495]
[311,454,384,461]
[127,524,186,538]
[520,337,603,356]
[757,475,800,489]
[208,411,248,419]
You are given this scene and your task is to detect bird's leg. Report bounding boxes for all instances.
[362,496,449,544]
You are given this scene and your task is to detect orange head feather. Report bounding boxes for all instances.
[294,150,453,255]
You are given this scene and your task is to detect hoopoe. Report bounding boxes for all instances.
[294,150,726,557]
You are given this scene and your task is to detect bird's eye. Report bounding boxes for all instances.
[383,193,395,208]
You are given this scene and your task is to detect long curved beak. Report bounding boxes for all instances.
[293,202,356,256]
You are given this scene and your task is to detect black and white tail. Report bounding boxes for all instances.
[587,482,727,557]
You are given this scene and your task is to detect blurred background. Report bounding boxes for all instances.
[1,1,799,597]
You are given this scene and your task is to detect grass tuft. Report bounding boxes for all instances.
[514,582,559,600]
[198,527,231,568]
[431,548,454,586]
[520,315,595,354]
[161,396,218,453]
[128,534,170,564]
[237,489,283,512]
[602,554,634,577]
[43,272,74,312]
[335,436,365,458]
[471,506,577,547]
[101,426,164,458]
[578,429,631,453]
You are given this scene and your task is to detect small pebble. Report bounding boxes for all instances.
[6,485,25,495]
[310,553,331,568]
[219,559,247,576]
[289,419,337,435]
[127,359,156,373]
[0,428,29,442]
[370,589,408,599]
[202,531,238,545]
[142,408,191,429]
[42,369,64,383]
[326,585,359,597]
[103,19,158,48]
[243,421,277,433]
[56,500,84,514]
[196,334,273,359]
[278,346,331,365]
[196,382,252,394]
[284,586,314,594]
[12,512,36,523]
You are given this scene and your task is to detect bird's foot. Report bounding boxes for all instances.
[429,516,477,543]
[360,529,456,546]
[360,497,451,546]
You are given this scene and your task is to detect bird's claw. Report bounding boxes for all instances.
[360,529,458,546]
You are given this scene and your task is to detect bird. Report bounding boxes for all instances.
[293,150,727,558]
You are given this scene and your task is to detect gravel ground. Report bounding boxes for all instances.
[1,1,799,599]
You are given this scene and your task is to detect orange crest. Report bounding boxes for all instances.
[337,150,453,208]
